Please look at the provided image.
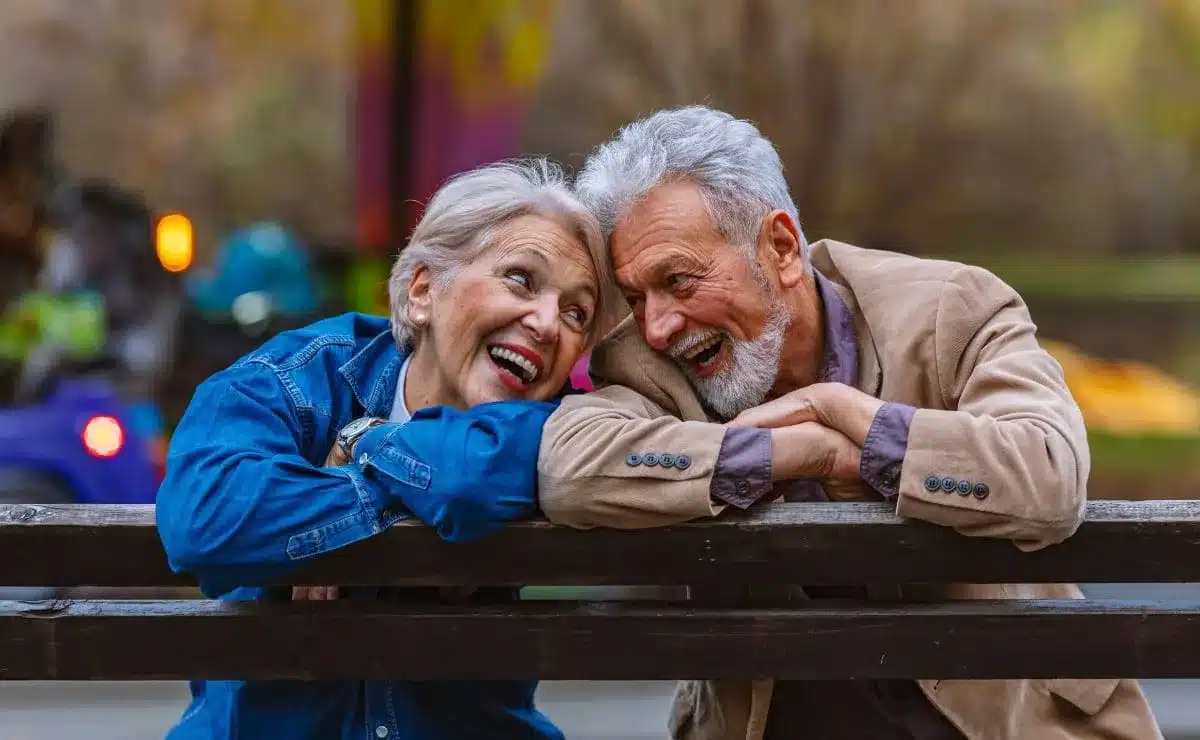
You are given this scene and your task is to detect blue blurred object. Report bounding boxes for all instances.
[185,222,321,323]
[0,377,163,598]
[124,397,165,442]
[0,377,160,505]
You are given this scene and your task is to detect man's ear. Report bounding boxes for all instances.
[759,210,804,288]
[406,265,434,324]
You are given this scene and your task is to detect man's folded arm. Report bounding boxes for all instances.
[538,384,747,529]
[894,265,1090,551]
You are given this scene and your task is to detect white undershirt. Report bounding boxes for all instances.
[389,355,413,423]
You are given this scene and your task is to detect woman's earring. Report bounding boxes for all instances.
[410,312,427,328]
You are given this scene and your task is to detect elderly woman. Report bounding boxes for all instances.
[156,159,615,740]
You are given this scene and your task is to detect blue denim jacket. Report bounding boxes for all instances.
[156,312,564,740]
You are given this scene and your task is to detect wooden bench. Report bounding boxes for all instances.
[1,501,1199,681]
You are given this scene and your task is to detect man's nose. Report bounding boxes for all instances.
[641,296,684,352]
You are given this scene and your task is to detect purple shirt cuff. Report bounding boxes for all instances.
[860,402,916,497]
[710,427,773,509]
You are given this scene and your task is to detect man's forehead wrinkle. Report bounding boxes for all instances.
[616,226,686,275]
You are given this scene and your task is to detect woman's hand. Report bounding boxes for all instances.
[324,442,351,467]
[292,585,340,600]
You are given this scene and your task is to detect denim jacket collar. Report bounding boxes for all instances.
[338,327,407,418]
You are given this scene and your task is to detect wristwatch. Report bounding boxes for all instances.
[336,416,387,459]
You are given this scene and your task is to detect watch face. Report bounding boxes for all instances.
[342,418,373,437]
[340,417,383,446]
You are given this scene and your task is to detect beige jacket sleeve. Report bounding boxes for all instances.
[895,265,1091,551]
[538,320,728,529]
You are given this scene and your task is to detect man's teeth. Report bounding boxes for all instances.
[489,347,539,383]
[683,334,723,362]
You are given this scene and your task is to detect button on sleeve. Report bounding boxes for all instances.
[710,427,773,509]
[860,402,916,498]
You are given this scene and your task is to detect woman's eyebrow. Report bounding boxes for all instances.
[504,246,551,268]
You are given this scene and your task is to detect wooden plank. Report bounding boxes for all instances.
[2,598,1199,681]
[2,501,1200,587]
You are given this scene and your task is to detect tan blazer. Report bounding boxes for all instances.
[538,240,1162,740]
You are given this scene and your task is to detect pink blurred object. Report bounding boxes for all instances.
[569,354,594,391]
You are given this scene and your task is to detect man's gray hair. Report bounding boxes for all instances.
[575,105,807,261]
[388,158,614,348]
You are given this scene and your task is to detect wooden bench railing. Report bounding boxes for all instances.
[1,500,1199,682]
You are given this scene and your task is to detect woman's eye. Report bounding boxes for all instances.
[564,306,590,328]
[505,270,532,290]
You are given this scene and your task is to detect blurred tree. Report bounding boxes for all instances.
[523,0,1193,257]
[1058,0,1200,251]
[0,0,352,257]
[0,0,1196,263]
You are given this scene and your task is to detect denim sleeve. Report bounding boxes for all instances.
[354,400,555,543]
[709,427,773,509]
[860,402,917,498]
[155,364,394,597]
[156,363,554,597]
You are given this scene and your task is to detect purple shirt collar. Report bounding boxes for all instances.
[813,270,859,386]
[781,271,860,504]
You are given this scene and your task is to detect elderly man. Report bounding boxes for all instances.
[538,106,1161,740]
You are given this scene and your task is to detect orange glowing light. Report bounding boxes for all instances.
[83,415,124,458]
[156,214,194,273]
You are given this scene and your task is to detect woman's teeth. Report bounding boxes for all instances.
[489,346,539,383]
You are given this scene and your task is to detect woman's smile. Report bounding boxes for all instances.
[486,342,545,390]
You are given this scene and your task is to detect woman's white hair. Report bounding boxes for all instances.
[389,158,617,348]
[575,105,807,264]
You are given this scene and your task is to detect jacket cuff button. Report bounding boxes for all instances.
[972,483,990,500]
[923,475,940,492]
[674,455,692,470]
[643,453,661,466]
[626,453,642,466]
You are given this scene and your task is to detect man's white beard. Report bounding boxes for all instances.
[674,296,790,422]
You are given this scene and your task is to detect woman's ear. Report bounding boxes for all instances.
[407,265,434,328]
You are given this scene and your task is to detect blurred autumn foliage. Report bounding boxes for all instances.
[1043,339,1200,436]
[526,0,1200,259]
[1,0,1198,261]
[0,0,352,252]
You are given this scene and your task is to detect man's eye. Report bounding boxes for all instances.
[505,270,532,289]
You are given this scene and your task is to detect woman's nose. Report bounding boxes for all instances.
[522,298,560,345]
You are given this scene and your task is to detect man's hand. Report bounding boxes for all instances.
[729,382,884,447]
[767,422,862,481]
